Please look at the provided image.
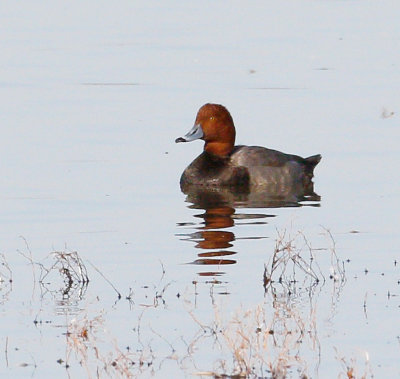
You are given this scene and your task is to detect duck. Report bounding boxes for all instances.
[175,103,321,191]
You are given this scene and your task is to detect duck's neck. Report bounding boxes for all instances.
[204,141,233,158]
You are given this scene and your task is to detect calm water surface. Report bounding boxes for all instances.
[1,1,399,378]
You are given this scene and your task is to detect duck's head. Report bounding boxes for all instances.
[175,103,236,157]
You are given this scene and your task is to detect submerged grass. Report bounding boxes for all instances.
[65,312,155,378]
[181,228,361,379]
[3,230,374,378]
[0,253,12,304]
[335,347,373,379]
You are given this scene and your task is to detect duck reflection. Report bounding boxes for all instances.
[177,183,320,276]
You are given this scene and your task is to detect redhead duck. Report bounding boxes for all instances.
[175,104,321,191]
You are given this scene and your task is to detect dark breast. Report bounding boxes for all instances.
[180,151,250,190]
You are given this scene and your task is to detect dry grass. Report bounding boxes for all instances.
[0,253,12,284]
[0,253,12,304]
[65,312,155,378]
[335,348,373,379]
[17,241,90,303]
[183,295,317,378]
[213,303,313,378]
[181,228,351,378]
[38,251,89,303]
[9,232,374,378]
[61,262,176,378]
[40,251,89,287]
[263,228,324,294]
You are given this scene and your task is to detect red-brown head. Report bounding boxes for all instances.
[175,104,236,157]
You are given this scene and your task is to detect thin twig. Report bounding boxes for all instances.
[17,236,37,292]
[5,336,8,367]
[87,260,121,299]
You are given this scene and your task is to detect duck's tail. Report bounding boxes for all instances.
[304,154,322,179]
[305,154,322,168]
[301,154,321,196]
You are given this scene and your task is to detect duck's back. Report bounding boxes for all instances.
[230,146,321,187]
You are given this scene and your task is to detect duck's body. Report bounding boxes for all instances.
[176,104,321,191]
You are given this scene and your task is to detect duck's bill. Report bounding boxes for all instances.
[175,123,204,143]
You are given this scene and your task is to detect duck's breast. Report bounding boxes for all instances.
[180,151,250,189]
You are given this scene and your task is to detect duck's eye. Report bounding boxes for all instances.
[210,116,215,121]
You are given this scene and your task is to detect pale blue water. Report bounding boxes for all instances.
[0,1,399,378]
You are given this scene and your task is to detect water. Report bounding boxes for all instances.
[0,1,399,377]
